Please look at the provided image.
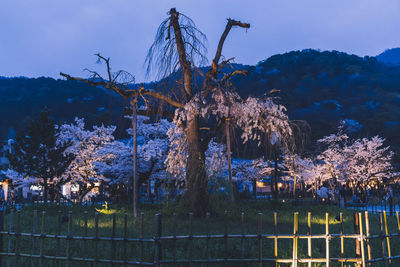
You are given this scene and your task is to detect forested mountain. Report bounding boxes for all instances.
[377,47,400,66]
[0,77,130,139]
[1,49,400,161]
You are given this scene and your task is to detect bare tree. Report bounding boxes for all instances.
[145,8,250,215]
[61,8,250,216]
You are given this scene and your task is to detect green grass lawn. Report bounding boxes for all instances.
[0,200,398,266]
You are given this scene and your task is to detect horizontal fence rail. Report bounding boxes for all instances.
[0,209,399,266]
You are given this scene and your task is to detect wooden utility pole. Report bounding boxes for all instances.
[131,99,138,218]
[226,118,233,203]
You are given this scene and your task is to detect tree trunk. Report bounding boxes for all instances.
[186,116,209,216]
[132,100,138,218]
[273,151,279,200]
[293,175,297,199]
[43,178,48,203]
[226,118,234,203]
[169,9,209,216]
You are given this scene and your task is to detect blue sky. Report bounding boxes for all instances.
[1,0,400,82]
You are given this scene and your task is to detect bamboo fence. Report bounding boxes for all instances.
[0,209,398,266]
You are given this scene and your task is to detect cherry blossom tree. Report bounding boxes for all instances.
[344,136,394,187]
[315,122,349,198]
[99,115,172,188]
[57,118,116,202]
[312,121,395,196]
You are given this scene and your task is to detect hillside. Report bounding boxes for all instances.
[1,50,400,161]
[377,47,400,66]
[0,77,129,139]
[234,50,400,160]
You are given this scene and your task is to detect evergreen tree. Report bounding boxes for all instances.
[8,109,73,201]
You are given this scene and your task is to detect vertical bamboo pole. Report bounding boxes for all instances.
[396,212,400,232]
[140,212,144,262]
[274,212,278,266]
[83,211,88,264]
[110,213,116,267]
[354,212,361,266]
[14,210,20,267]
[123,213,128,267]
[172,213,177,263]
[38,211,46,267]
[224,210,228,266]
[189,212,193,266]
[0,208,3,267]
[132,99,138,218]
[0,209,4,267]
[31,210,38,267]
[94,212,99,264]
[206,212,211,267]
[292,212,298,267]
[258,213,262,267]
[241,212,245,259]
[307,212,312,267]
[359,213,366,267]
[379,212,388,267]
[383,211,392,266]
[340,212,344,267]
[365,211,372,266]
[7,209,13,267]
[66,211,72,267]
[154,214,162,267]
[325,213,330,267]
[225,118,234,203]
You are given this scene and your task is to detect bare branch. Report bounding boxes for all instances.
[60,72,184,108]
[219,69,248,85]
[212,19,250,73]
[124,107,175,119]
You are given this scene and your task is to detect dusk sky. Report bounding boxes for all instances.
[1,0,400,82]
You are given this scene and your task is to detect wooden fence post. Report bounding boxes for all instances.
[154,213,162,267]
[354,212,361,266]
[383,211,392,266]
[274,212,278,266]
[241,212,245,259]
[206,212,211,266]
[38,211,46,267]
[14,210,20,267]
[83,211,88,262]
[364,211,372,266]
[94,212,99,264]
[172,213,177,263]
[140,212,144,262]
[379,212,388,267]
[110,213,116,267]
[66,211,72,267]
[189,212,194,266]
[339,212,344,267]
[358,213,366,267]
[307,212,312,267]
[292,212,299,267]
[123,213,127,267]
[325,213,330,267]
[0,208,4,267]
[7,209,14,267]
[30,210,38,267]
[258,213,262,267]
